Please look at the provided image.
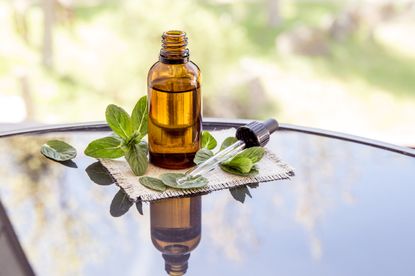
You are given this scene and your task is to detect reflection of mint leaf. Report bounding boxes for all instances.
[139,176,167,192]
[85,162,114,185]
[194,148,214,165]
[201,131,217,150]
[135,201,143,215]
[110,189,133,217]
[41,140,77,161]
[84,136,124,158]
[229,185,252,203]
[220,136,238,151]
[131,96,148,139]
[125,144,148,176]
[106,104,132,140]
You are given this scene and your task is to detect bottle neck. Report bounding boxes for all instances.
[162,253,190,276]
[159,30,189,64]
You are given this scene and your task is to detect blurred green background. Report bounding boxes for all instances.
[1,0,414,145]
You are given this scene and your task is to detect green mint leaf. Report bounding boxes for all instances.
[219,147,264,176]
[178,175,209,189]
[220,136,238,151]
[125,144,148,176]
[110,189,133,217]
[139,176,167,192]
[222,156,253,173]
[40,140,77,161]
[220,164,259,176]
[234,147,265,163]
[84,136,124,158]
[106,104,132,140]
[201,131,217,150]
[229,185,252,203]
[160,173,185,188]
[160,173,208,189]
[131,96,148,138]
[137,140,148,155]
[194,148,214,165]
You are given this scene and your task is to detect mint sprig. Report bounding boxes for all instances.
[84,95,149,176]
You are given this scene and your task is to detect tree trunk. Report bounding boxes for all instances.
[267,0,281,27]
[42,0,54,69]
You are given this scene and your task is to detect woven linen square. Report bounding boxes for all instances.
[100,128,294,201]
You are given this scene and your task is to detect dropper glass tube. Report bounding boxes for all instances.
[176,119,280,186]
[177,140,245,185]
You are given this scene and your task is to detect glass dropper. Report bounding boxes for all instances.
[177,119,279,185]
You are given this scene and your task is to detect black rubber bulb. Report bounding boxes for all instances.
[235,118,280,148]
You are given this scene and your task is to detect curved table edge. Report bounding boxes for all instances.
[1,118,414,157]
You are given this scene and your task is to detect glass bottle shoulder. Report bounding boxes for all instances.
[147,61,201,81]
[148,60,201,91]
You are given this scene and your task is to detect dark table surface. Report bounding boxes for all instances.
[0,119,415,276]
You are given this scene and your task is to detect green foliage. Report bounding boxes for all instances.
[3,0,414,146]
[315,39,415,98]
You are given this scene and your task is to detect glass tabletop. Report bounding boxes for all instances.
[0,121,414,276]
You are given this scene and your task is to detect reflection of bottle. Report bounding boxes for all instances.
[147,30,202,169]
[150,196,201,276]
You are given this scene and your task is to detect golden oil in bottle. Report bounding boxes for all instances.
[147,30,202,169]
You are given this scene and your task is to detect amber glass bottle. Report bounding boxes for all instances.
[150,196,201,276]
[147,30,202,169]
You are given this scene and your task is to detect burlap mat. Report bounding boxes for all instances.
[100,128,294,201]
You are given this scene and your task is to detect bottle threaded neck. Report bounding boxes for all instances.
[160,30,189,64]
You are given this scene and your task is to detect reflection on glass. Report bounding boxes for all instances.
[150,196,201,276]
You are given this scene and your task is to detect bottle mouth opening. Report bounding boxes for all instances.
[160,30,189,63]
[164,30,186,37]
